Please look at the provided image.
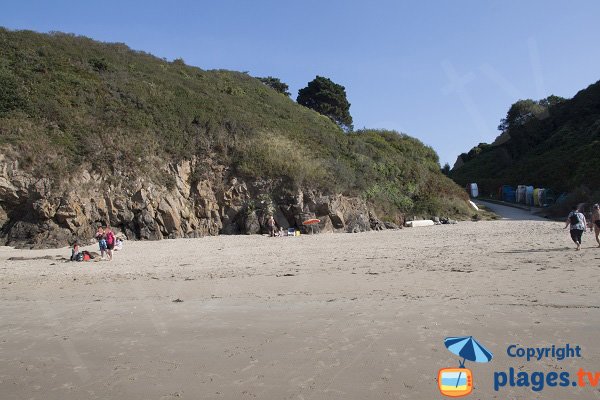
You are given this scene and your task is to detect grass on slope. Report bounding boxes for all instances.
[0,28,471,219]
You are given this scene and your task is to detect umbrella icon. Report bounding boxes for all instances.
[444,336,493,388]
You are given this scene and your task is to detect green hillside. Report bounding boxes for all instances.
[451,80,600,197]
[0,28,470,222]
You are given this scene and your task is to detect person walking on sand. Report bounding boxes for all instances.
[564,205,586,251]
[591,204,600,247]
[105,226,116,261]
[267,215,277,237]
[95,226,107,259]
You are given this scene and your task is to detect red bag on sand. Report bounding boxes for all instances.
[83,253,91,261]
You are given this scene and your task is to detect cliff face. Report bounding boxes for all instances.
[0,154,391,248]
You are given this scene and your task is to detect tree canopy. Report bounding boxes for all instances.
[497,95,566,132]
[497,99,545,132]
[256,76,290,96]
[297,76,353,131]
[441,163,451,176]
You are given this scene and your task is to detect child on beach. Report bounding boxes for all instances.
[95,227,107,259]
[70,241,81,261]
[565,206,586,251]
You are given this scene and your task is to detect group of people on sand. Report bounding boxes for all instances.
[267,215,298,237]
[95,226,123,260]
[71,225,123,261]
[67,206,600,255]
[565,204,600,251]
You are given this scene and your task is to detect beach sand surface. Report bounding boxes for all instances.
[1,218,599,399]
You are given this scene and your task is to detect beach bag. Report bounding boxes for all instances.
[569,213,580,225]
[82,250,92,261]
[106,231,115,246]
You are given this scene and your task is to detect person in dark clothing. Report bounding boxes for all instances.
[564,205,586,251]
[591,204,600,247]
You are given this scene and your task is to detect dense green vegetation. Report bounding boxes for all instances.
[297,76,353,132]
[0,28,471,220]
[451,81,600,199]
[256,76,290,96]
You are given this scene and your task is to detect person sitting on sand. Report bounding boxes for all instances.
[114,237,123,251]
[591,204,600,247]
[565,205,586,251]
[95,227,107,259]
[70,241,81,261]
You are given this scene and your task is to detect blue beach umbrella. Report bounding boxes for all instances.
[444,336,493,388]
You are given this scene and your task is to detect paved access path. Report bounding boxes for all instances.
[476,199,548,221]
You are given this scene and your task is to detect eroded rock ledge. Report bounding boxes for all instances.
[0,156,398,248]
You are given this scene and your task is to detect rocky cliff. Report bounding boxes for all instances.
[0,154,394,248]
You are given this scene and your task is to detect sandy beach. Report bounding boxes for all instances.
[1,206,599,399]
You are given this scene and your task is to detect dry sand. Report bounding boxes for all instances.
[1,211,599,399]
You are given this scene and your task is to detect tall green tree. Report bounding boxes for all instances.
[538,94,566,108]
[497,95,565,133]
[441,163,451,175]
[257,76,290,96]
[297,76,353,131]
[497,99,545,132]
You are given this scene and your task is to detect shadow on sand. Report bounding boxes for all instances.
[496,247,571,254]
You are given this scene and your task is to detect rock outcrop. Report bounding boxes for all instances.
[0,155,392,248]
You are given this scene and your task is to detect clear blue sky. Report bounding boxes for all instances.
[2,0,600,165]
